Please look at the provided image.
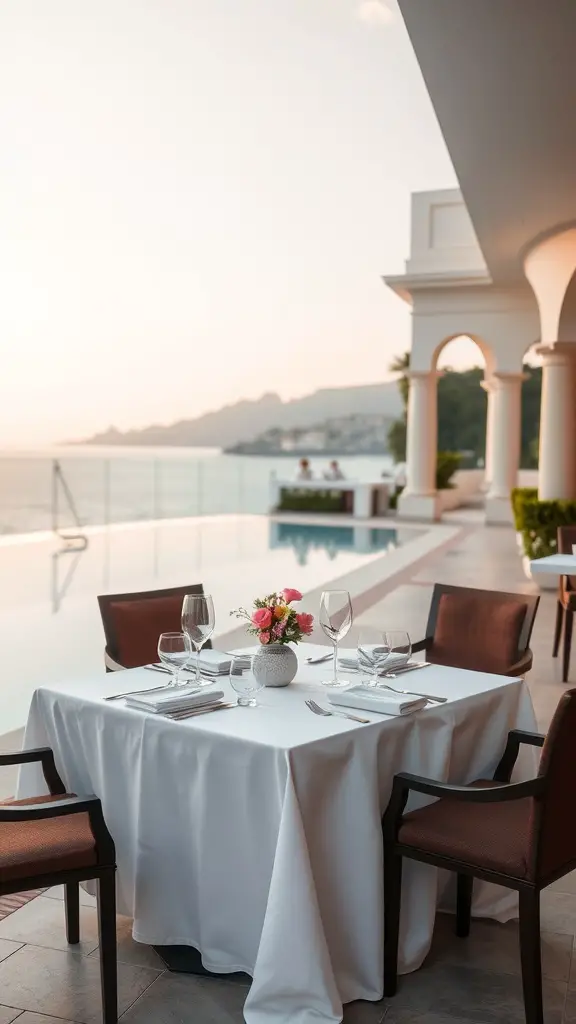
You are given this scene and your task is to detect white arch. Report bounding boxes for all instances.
[524,226,576,344]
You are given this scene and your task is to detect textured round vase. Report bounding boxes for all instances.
[253,643,298,688]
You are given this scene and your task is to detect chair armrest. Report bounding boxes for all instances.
[0,748,66,795]
[0,796,115,865]
[383,770,544,840]
[411,639,428,654]
[493,728,545,782]
[506,650,533,677]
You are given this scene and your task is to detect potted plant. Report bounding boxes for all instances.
[231,588,314,686]
[511,487,576,590]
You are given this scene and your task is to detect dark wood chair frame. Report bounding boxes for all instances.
[552,526,576,682]
[0,747,117,1023]
[383,728,568,1024]
[411,583,540,676]
[98,582,210,671]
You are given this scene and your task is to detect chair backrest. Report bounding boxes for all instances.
[425,583,539,675]
[557,525,576,590]
[97,584,209,669]
[533,688,576,881]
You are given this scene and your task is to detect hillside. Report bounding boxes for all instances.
[76,382,403,448]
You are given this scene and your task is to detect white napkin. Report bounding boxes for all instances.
[125,687,224,713]
[328,685,427,716]
[195,650,251,676]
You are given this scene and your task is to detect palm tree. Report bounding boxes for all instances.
[389,352,410,411]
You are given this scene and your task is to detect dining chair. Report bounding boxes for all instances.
[97,583,211,671]
[412,583,539,676]
[552,525,576,682]
[382,688,576,1024]
[0,747,117,1022]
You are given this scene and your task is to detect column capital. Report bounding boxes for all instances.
[535,342,576,365]
[481,372,528,393]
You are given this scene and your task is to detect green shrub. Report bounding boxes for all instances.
[436,451,461,490]
[511,487,576,559]
[277,488,347,514]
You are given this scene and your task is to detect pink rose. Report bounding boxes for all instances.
[282,588,302,604]
[296,612,314,635]
[259,631,270,644]
[252,607,272,629]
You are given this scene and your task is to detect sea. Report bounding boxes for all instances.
[0,446,395,538]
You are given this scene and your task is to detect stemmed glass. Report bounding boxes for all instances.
[319,589,353,688]
[181,593,215,687]
[157,632,192,687]
[357,629,390,686]
[376,630,412,682]
[229,655,264,707]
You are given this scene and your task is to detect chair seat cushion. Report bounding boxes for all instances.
[398,781,533,878]
[0,794,97,884]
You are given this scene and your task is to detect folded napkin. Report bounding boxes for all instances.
[339,655,419,673]
[195,650,251,676]
[328,685,427,716]
[125,687,224,713]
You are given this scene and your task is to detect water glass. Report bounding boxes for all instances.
[381,630,412,677]
[229,655,264,707]
[357,630,390,686]
[319,589,353,687]
[181,593,215,687]
[157,632,192,687]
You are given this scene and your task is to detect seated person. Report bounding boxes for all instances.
[324,459,345,481]
[297,457,313,480]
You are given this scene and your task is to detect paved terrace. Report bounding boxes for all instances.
[0,514,572,1024]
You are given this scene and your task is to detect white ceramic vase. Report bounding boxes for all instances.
[253,643,298,688]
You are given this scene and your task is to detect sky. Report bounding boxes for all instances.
[0,0,460,447]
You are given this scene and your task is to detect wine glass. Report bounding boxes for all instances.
[157,632,192,687]
[229,655,264,707]
[181,593,215,687]
[319,590,353,687]
[357,629,390,686]
[379,630,412,680]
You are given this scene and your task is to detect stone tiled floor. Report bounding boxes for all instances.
[0,516,573,1023]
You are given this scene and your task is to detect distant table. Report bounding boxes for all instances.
[19,648,537,1024]
[270,477,392,518]
[530,554,576,576]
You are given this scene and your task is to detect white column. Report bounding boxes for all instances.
[484,372,525,524]
[481,377,495,490]
[537,343,576,500]
[398,370,442,521]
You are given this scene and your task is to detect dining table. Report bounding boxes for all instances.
[18,644,538,1024]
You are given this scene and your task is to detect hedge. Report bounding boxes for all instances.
[511,487,576,559]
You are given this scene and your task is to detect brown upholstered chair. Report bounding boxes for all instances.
[383,689,576,1024]
[412,584,539,677]
[552,525,576,682]
[0,747,117,1022]
[97,583,210,671]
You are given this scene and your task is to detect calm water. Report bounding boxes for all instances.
[0,447,394,536]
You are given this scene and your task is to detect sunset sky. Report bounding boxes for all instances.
[0,0,460,447]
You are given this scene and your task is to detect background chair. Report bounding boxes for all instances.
[382,688,576,1024]
[97,583,210,671]
[412,583,539,676]
[0,747,117,1023]
[552,525,576,682]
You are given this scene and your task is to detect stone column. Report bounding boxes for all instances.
[485,372,526,524]
[398,370,442,521]
[537,343,576,500]
[481,377,495,490]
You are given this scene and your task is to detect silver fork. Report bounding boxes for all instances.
[104,684,169,701]
[305,699,369,724]
[377,683,447,704]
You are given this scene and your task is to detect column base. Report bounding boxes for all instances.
[484,496,513,525]
[397,492,441,522]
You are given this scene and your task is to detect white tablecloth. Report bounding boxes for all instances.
[19,647,537,1024]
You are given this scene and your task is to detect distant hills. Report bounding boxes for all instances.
[76,382,403,449]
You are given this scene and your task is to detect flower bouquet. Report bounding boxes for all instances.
[231,588,314,646]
